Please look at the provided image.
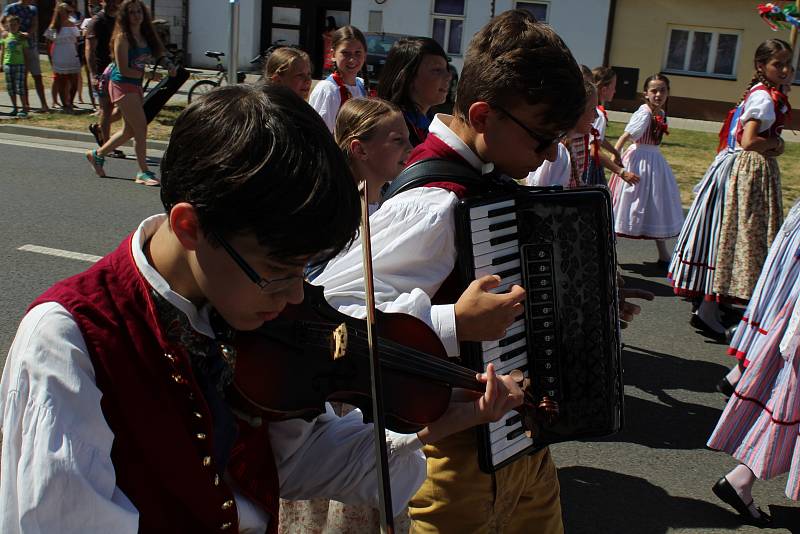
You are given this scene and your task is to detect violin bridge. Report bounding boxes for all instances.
[330,323,348,360]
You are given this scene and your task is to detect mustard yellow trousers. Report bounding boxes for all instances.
[408,430,563,534]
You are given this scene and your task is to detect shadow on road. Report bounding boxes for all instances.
[559,466,746,533]
[620,273,674,298]
[594,345,729,450]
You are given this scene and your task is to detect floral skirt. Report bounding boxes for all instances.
[713,151,782,300]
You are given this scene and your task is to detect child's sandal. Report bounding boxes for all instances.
[86,149,106,177]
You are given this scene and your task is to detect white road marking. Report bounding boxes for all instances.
[0,137,89,154]
[18,244,101,263]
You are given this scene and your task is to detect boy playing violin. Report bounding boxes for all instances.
[0,84,524,533]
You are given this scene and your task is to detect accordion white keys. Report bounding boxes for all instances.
[454,186,624,473]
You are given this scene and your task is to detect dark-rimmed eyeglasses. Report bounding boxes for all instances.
[212,231,303,294]
[494,106,567,154]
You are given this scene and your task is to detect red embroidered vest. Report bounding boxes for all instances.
[406,133,483,304]
[29,234,279,533]
[734,84,791,145]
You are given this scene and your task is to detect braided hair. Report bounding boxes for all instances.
[738,39,792,104]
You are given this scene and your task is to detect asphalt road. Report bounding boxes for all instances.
[0,137,798,533]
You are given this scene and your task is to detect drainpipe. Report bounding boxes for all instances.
[603,0,617,66]
[228,0,240,85]
[182,0,189,63]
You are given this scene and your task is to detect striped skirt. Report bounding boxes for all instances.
[582,156,606,187]
[713,151,783,301]
[668,150,736,300]
[707,297,800,499]
[728,202,800,365]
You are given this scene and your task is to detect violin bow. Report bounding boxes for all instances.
[359,178,396,534]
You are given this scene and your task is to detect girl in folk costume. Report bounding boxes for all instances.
[584,66,627,186]
[279,98,414,533]
[309,25,368,132]
[527,78,604,188]
[669,40,792,339]
[608,74,684,264]
[707,202,800,527]
[712,39,792,304]
[377,37,451,147]
[263,46,312,100]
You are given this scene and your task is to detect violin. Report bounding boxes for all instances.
[227,281,559,436]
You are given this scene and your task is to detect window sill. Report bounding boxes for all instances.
[662,70,737,82]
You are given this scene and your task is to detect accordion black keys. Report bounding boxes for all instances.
[454,186,624,473]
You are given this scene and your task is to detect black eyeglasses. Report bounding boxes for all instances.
[494,106,567,154]
[212,232,303,294]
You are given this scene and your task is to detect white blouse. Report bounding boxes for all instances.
[740,83,777,133]
[0,215,426,534]
[315,115,496,358]
[309,78,367,132]
[593,107,608,141]
[624,104,653,141]
[526,142,570,187]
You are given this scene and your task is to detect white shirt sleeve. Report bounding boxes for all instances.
[526,142,571,187]
[0,303,139,534]
[624,105,652,141]
[270,407,425,516]
[309,80,342,133]
[593,110,607,141]
[741,90,776,132]
[314,187,461,357]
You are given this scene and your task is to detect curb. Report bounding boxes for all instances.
[0,124,170,150]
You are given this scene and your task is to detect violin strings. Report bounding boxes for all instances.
[301,323,485,390]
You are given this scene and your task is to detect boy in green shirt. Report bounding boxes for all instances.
[0,15,30,116]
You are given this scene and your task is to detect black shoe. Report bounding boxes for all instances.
[108,149,126,158]
[712,477,771,526]
[716,376,735,397]
[690,314,728,343]
[88,123,103,146]
[725,325,738,345]
[657,259,670,269]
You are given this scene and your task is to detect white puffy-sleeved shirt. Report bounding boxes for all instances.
[593,107,608,141]
[739,83,777,133]
[0,214,426,534]
[315,114,495,358]
[526,142,570,187]
[309,77,367,132]
[624,104,653,142]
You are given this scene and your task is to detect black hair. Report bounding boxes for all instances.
[456,9,585,134]
[377,37,448,113]
[160,84,360,264]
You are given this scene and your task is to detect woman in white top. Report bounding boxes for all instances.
[47,2,82,112]
[309,25,368,132]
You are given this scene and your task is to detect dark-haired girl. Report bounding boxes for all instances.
[377,37,452,146]
[608,74,684,263]
[705,41,798,526]
[670,40,792,339]
[85,0,171,185]
[309,25,368,132]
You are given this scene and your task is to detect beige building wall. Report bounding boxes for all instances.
[608,0,800,117]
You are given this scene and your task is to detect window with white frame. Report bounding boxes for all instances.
[663,26,741,78]
[432,0,465,56]
[516,1,549,23]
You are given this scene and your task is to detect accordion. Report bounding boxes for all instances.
[453,185,624,473]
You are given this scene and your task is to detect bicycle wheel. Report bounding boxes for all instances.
[187,80,219,104]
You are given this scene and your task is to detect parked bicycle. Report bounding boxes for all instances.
[186,51,249,103]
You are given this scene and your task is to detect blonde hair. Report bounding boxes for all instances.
[265,47,311,78]
[335,98,401,163]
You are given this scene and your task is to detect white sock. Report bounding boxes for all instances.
[725,465,762,518]
[725,364,742,387]
[696,301,725,333]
